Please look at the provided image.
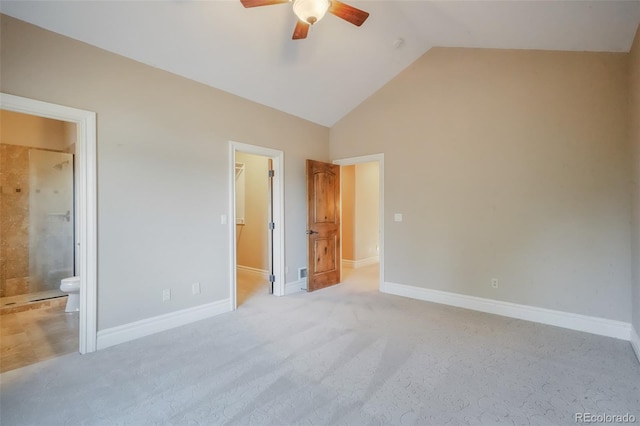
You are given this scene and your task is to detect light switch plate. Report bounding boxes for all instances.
[394,213,403,222]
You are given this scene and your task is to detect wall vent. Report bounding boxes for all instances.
[298,267,308,281]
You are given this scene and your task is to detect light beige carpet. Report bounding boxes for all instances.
[1,264,638,425]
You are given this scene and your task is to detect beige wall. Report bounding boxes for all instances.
[354,162,379,261]
[0,15,330,329]
[331,48,631,322]
[0,110,69,151]
[630,24,640,335]
[341,165,355,261]
[235,152,269,271]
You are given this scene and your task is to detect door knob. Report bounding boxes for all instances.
[306,230,318,235]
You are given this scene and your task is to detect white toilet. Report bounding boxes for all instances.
[60,276,80,313]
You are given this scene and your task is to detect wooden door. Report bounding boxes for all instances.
[306,159,341,291]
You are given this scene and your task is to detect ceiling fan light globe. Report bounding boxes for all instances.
[293,0,330,25]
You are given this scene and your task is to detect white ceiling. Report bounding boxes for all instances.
[2,0,640,127]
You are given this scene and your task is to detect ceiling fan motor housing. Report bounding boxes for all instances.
[293,0,331,25]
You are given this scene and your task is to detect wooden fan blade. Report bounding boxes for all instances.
[292,20,310,39]
[328,0,369,26]
[240,0,289,8]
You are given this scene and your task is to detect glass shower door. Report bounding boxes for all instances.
[28,149,74,293]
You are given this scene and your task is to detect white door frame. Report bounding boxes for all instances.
[229,141,285,308]
[1,93,98,354]
[333,154,384,291]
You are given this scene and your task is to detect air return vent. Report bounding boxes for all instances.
[298,267,308,281]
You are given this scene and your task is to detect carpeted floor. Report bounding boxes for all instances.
[1,264,638,425]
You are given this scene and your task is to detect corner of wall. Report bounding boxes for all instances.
[629,23,640,350]
[632,326,640,363]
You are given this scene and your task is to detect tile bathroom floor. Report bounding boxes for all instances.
[0,297,78,373]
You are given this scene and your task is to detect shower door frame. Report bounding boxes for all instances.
[1,93,98,354]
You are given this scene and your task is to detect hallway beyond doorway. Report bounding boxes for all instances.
[236,269,270,307]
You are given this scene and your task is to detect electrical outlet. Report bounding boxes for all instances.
[491,278,499,289]
[192,282,201,295]
[162,289,171,302]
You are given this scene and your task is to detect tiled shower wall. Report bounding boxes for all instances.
[0,144,31,297]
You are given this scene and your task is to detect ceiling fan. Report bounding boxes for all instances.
[240,0,370,40]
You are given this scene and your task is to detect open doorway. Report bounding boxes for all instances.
[0,93,97,361]
[0,111,78,372]
[334,154,384,291]
[235,152,272,306]
[229,142,285,309]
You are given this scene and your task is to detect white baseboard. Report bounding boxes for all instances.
[631,327,640,364]
[342,256,379,269]
[381,282,632,341]
[96,299,231,350]
[285,279,306,295]
[236,265,269,278]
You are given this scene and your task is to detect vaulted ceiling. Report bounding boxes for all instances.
[2,1,640,127]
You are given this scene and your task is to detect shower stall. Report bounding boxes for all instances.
[28,149,75,293]
[0,144,74,300]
